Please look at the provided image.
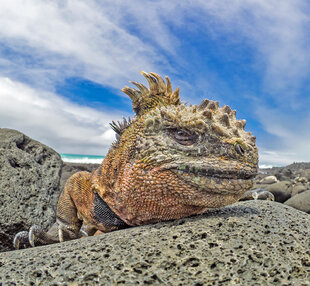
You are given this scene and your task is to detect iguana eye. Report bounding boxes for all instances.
[169,129,198,146]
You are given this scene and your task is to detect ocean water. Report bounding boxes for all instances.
[60,154,105,164]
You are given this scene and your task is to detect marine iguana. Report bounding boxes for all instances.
[14,71,258,249]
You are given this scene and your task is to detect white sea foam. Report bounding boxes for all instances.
[60,154,105,164]
[62,157,103,164]
[259,164,276,169]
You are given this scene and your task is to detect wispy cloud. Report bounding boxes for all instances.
[0,77,122,154]
[192,0,310,99]
[0,0,168,89]
[256,104,310,165]
[1,0,309,94]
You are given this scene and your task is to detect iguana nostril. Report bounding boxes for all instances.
[235,144,245,156]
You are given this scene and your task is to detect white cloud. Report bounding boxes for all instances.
[259,150,301,167]
[0,0,168,89]
[0,0,309,94]
[0,77,124,154]
[256,105,310,166]
[0,0,309,165]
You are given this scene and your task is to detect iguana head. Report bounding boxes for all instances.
[104,72,258,225]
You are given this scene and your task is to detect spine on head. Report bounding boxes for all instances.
[121,71,180,116]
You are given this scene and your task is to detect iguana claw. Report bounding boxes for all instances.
[28,225,42,247]
[13,231,29,250]
[58,228,64,242]
[13,223,61,249]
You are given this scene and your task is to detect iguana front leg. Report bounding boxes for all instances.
[14,171,93,249]
[14,170,128,249]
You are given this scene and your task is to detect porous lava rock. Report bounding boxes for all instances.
[0,129,62,252]
[0,201,309,285]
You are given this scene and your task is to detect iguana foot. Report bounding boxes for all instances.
[29,225,57,246]
[14,224,59,249]
[240,189,274,201]
[13,222,92,249]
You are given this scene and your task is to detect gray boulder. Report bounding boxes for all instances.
[259,175,278,184]
[284,190,310,214]
[265,181,292,203]
[60,162,99,193]
[292,184,308,197]
[239,188,275,201]
[274,168,294,181]
[0,201,309,285]
[0,129,62,252]
[300,169,310,181]
[294,176,308,184]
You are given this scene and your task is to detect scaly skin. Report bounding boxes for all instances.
[14,72,258,249]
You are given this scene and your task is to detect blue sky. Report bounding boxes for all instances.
[0,0,310,167]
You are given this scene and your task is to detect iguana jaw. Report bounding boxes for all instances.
[158,161,257,195]
[172,165,256,180]
[173,170,254,194]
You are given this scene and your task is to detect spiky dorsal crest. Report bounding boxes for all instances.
[110,117,132,147]
[110,117,132,136]
[121,71,180,116]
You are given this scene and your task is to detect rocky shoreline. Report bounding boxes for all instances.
[0,128,309,285]
[251,163,310,213]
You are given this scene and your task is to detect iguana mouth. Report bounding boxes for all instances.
[172,165,256,180]
[159,161,257,182]
[166,164,256,195]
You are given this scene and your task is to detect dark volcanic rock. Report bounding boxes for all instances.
[260,162,310,181]
[265,181,292,203]
[284,190,310,214]
[292,184,308,197]
[239,188,275,201]
[0,129,62,252]
[300,169,310,181]
[275,168,294,181]
[0,201,309,285]
[60,162,99,192]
